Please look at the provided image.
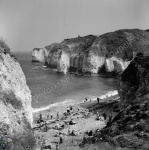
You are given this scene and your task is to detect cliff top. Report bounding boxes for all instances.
[0,38,11,54]
[45,29,149,59]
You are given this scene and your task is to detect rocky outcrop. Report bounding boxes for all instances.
[97,54,149,149]
[32,48,48,63]
[0,46,34,149]
[32,29,149,75]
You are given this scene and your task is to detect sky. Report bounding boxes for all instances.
[0,0,149,52]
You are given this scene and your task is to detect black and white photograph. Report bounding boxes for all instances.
[0,0,149,149]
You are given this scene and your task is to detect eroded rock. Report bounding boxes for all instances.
[0,49,34,149]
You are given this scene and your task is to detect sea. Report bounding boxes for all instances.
[15,52,118,108]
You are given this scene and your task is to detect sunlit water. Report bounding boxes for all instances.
[15,52,118,108]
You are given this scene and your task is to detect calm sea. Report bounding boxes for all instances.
[15,52,117,108]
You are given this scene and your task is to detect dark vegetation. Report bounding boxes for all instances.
[3,91,22,109]
[45,29,149,61]
[0,38,11,54]
[85,54,149,149]
[11,116,35,150]
[0,37,17,60]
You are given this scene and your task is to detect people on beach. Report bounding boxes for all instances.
[109,113,112,122]
[96,111,99,117]
[38,112,44,124]
[70,105,73,111]
[57,112,59,119]
[97,97,100,104]
[85,97,88,102]
[44,121,48,132]
[47,115,49,119]
[88,130,93,136]
[51,114,53,119]
[107,113,113,126]
[103,112,107,120]
[39,112,43,121]
[59,134,63,144]
[66,107,70,115]
[56,142,59,150]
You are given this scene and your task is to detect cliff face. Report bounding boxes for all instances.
[32,29,149,75]
[98,55,149,149]
[0,49,34,149]
[32,48,49,63]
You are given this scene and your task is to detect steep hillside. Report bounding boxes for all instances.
[32,29,149,75]
[0,43,34,149]
[94,54,149,149]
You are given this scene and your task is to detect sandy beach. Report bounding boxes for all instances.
[33,90,124,150]
[32,90,118,113]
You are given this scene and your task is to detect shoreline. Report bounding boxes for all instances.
[33,89,120,150]
[32,90,118,113]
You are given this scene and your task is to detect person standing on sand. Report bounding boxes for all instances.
[85,97,88,102]
[44,121,48,132]
[97,97,100,104]
[103,112,107,120]
[59,134,63,144]
[57,112,60,119]
[56,142,59,150]
[51,114,53,119]
[67,107,70,115]
[107,113,113,126]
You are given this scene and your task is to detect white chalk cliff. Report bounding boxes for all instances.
[32,48,48,63]
[0,49,34,149]
[32,29,149,75]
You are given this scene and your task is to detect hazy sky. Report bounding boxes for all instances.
[0,0,149,52]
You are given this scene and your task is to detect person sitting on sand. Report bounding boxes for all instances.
[44,121,48,132]
[56,142,59,150]
[70,105,73,111]
[96,111,101,120]
[71,130,76,136]
[96,111,99,117]
[88,130,93,136]
[66,107,70,115]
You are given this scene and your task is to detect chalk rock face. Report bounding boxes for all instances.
[0,51,34,149]
[33,29,149,75]
[57,51,70,74]
[32,48,48,63]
